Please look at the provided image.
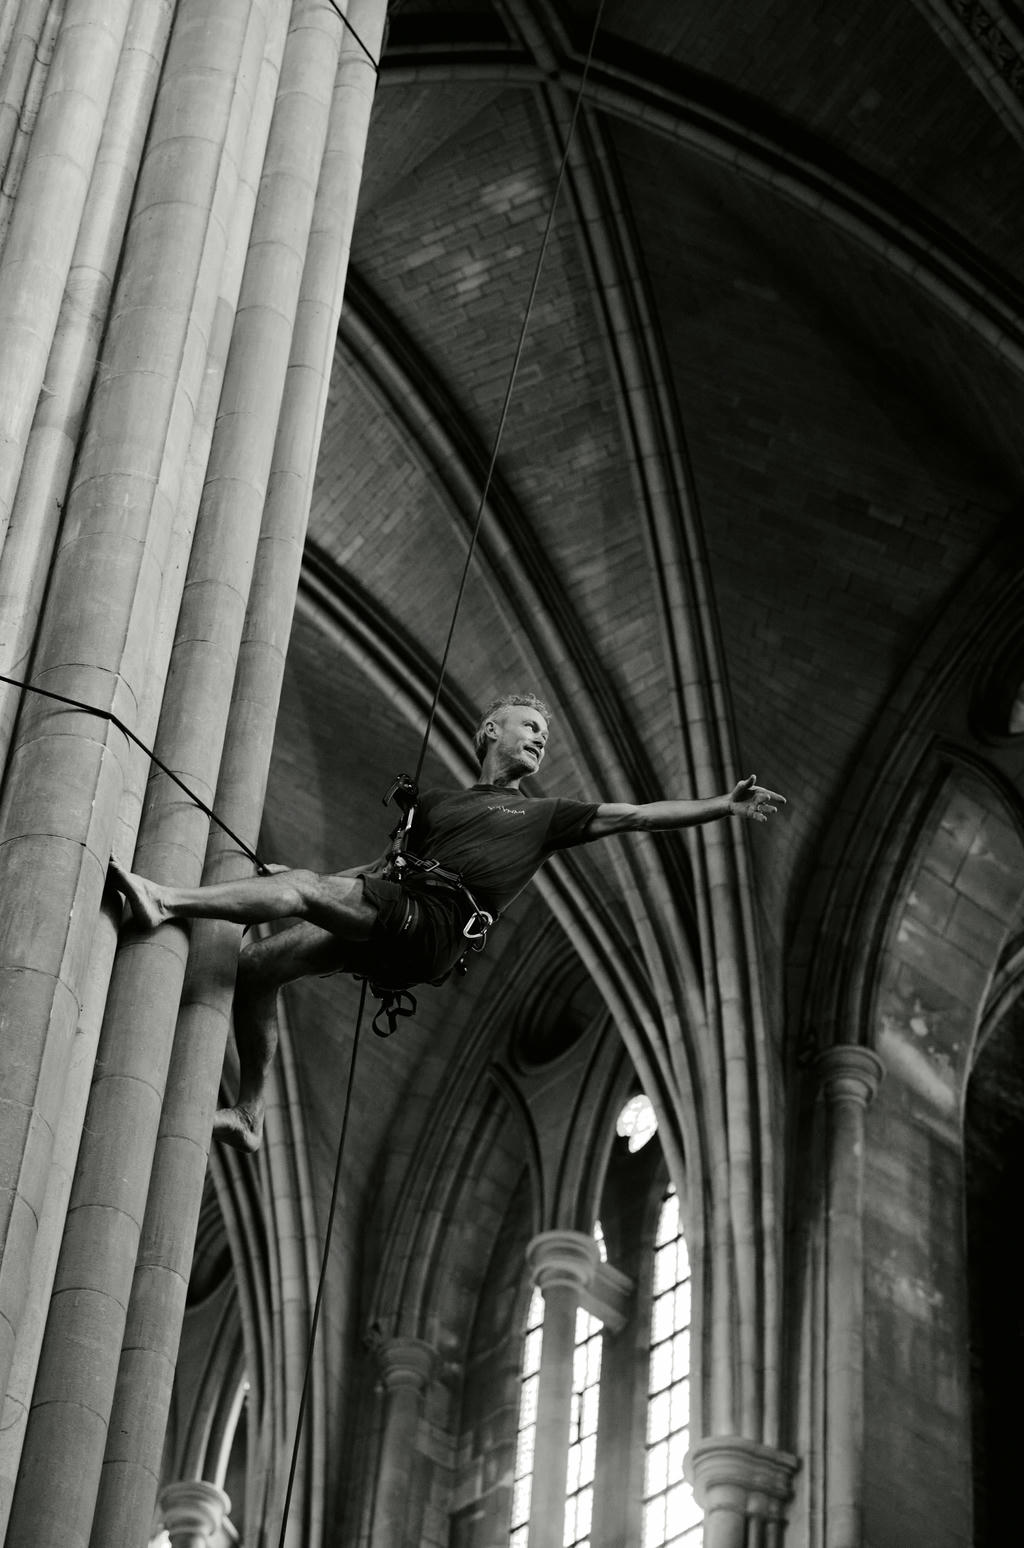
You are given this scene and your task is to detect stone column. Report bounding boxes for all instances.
[816,1044,883,1548]
[158,1480,231,1548]
[1,4,279,1541]
[91,7,387,1546]
[524,1231,599,1548]
[370,1338,437,1548]
[0,0,260,1418]
[0,0,134,554]
[0,0,175,760]
[688,1436,799,1548]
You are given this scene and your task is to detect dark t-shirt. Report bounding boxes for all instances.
[406,784,600,917]
[358,783,601,988]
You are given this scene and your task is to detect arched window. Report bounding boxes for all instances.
[509,1285,545,1548]
[644,1186,702,1545]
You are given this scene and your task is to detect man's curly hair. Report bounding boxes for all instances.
[473,693,553,768]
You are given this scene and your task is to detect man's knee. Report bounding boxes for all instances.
[237,936,290,993]
[279,867,321,915]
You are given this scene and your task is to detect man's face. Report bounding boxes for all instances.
[490,704,549,776]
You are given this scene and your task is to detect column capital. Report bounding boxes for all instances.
[158,1480,231,1543]
[688,1436,799,1522]
[526,1230,599,1296]
[374,1334,437,1392]
[815,1044,884,1107]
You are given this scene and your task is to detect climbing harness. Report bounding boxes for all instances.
[363,774,496,1036]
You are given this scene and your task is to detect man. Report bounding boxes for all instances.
[110,693,785,1151]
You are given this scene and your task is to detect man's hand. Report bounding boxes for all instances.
[728,774,786,823]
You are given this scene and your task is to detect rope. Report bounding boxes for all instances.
[276,977,368,1548]
[322,0,380,73]
[411,0,607,788]
[0,671,268,873]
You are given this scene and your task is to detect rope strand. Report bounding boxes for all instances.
[322,0,380,73]
[276,978,368,1548]
[411,0,606,787]
[0,672,267,873]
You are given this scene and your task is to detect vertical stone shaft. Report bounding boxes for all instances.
[7,3,345,1543]
[816,1046,883,1548]
[0,0,57,183]
[0,5,176,1507]
[525,1233,598,1548]
[91,11,386,1543]
[0,0,175,763]
[0,910,118,1536]
[0,0,259,1468]
[0,0,133,553]
[370,1339,437,1548]
[116,0,292,855]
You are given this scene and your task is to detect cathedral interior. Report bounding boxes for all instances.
[2,1,1024,1545]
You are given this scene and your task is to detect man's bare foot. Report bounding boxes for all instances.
[108,858,169,931]
[213,1102,265,1155]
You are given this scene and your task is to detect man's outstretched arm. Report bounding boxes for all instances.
[586,775,785,838]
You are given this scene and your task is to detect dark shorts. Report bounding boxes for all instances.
[357,875,467,989]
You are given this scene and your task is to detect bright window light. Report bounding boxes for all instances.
[616,1094,658,1152]
[643,1186,702,1547]
[510,1285,545,1547]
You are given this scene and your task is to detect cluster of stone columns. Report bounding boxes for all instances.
[519,1229,798,1548]
[0,1,386,1542]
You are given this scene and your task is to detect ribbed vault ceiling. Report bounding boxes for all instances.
[261,0,1024,1243]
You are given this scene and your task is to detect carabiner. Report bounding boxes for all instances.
[463,909,493,941]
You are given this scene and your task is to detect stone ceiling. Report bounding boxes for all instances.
[261,0,1024,1226]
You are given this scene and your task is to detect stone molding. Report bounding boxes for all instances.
[526,1230,600,1294]
[582,1259,634,1333]
[158,1480,231,1543]
[688,1435,799,1522]
[374,1334,438,1392]
[815,1044,885,1107]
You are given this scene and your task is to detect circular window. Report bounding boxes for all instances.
[615,1092,659,1152]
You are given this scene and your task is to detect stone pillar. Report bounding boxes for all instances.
[0,0,134,554]
[1,3,279,1540]
[523,1231,599,1548]
[816,1044,883,1548]
[91,6,387,1545]
[688,1436,799,1548]
[0,0,262,1420]
[370,1338,437,1548]
[0,0,175,759]
[158,1480,231,1548]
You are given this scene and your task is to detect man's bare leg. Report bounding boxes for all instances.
[214,922,351,1154]
[108,861,379,1155]
[108,858,376,938]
